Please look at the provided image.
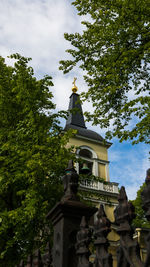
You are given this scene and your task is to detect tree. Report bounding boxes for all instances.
[132,183,150,229]
[60,0,150,144]
[0,54,73,266]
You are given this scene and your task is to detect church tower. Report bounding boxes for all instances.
[64,79,119,224]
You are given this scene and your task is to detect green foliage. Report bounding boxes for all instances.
[60,0,150,144]
[132,183,150,228]
[79,173,105,184]
[0,54,73,266]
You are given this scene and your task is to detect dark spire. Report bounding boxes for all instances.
[65,92,86,129]
[64,81,112,147]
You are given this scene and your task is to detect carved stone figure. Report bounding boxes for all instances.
[76,216,92,267]
[93,204,112,267]
[114,187,143,267]
[61,160,79,201]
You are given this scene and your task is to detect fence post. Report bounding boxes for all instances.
[93,204,112,267]
[47,160,97,267]
[114,186,143,267]
[141,168,150,267]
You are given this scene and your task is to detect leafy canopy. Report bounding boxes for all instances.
[0,54,73,266]
[132,183,150,229]
[60,0,150,144]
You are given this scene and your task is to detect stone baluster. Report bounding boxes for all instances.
[26,255,32,267]
[42,242,52,267]
[32,249,43,267]
[93,204,112,267]
[17,260,24,267]
[76,216,92,267]
[141,168,150,267]
[114,186,143,267]
[16,255,32,267]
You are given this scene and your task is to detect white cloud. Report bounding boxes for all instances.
[0,0,89,113]
[0,0,82,71]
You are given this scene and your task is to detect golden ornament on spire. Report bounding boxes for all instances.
[72,77,78,93]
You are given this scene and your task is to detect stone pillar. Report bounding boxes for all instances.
[47,160,97,267]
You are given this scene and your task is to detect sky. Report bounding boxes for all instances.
[0,0,149,200]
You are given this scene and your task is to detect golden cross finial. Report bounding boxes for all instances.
[72,77,78,93]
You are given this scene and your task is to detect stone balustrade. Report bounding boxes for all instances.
[80,179,119,194]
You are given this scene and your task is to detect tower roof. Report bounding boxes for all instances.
[65,92,86,128]
[64,91,112,147]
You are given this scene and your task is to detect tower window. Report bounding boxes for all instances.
[79,149,92,159]
[76,146,98,176]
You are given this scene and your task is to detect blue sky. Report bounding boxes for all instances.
[0,0,149,200]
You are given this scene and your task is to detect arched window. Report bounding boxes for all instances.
[79,149,92,159]
[76,146,98,176]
